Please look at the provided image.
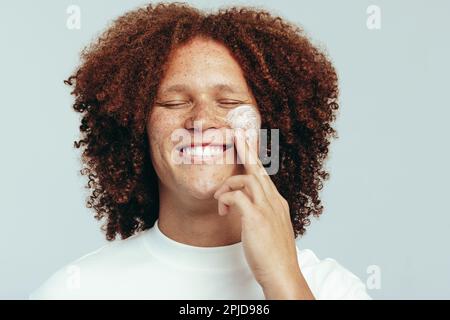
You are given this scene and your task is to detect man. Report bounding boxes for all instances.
[30,2,370,300]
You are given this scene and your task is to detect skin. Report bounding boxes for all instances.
[146,36,314,300]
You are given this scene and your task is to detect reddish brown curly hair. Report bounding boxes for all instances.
[65,2,339,241]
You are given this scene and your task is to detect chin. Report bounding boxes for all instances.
[181,180,217,200]
[189,188,216,200]
[179,164,238,200]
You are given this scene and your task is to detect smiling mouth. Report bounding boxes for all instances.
[177,143,233,161]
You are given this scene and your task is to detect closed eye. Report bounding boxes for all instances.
[218,100,244,108]
[155,101,190,109]
[155,100,246,108]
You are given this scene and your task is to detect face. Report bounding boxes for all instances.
[147,36,261,200]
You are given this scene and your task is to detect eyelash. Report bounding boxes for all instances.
[156,101,242,108]
[156,102,189,108]
[218,101,242,108]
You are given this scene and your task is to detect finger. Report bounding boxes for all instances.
[246,127,259,161]
[217,190,254,217]
[234,128,275,197]
[235,128,287,214]
[214,174,265,204]
[218,201,229,216]
[244,128,267,176]
[234,128,258,172]
[242,128,283,197]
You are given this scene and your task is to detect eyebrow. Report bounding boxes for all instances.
[159,83,247,95]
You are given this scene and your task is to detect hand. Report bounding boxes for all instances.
[213,128,315,300]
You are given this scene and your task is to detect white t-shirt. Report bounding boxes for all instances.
[29,220,371,300]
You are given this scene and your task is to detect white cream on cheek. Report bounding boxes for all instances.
[225,104,259,143]
[225,104,258,130]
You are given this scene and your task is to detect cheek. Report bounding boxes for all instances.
[148,114,164,143]
[147,110,181,155]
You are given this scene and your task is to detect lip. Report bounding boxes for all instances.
[176,142,233,151]
[177,143,234,163]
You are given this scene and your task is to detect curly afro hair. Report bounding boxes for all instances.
[65,2,340,241]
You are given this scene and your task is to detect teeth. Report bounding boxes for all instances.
[182,146,225,157]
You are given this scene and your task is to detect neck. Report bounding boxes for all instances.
[157,182,242,247]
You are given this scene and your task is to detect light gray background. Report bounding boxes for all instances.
[1,0,449,299]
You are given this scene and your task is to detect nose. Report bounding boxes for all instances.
[184,100,223,133]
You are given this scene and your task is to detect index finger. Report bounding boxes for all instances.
[234,128,266,176]
[234,128,283,199]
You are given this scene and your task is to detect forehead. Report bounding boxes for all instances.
[159,37,249,91]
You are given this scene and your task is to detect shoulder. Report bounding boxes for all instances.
[296,247,372,300]
[29,230,149,300]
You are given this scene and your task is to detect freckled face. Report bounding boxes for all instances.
[146,37,261,200]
